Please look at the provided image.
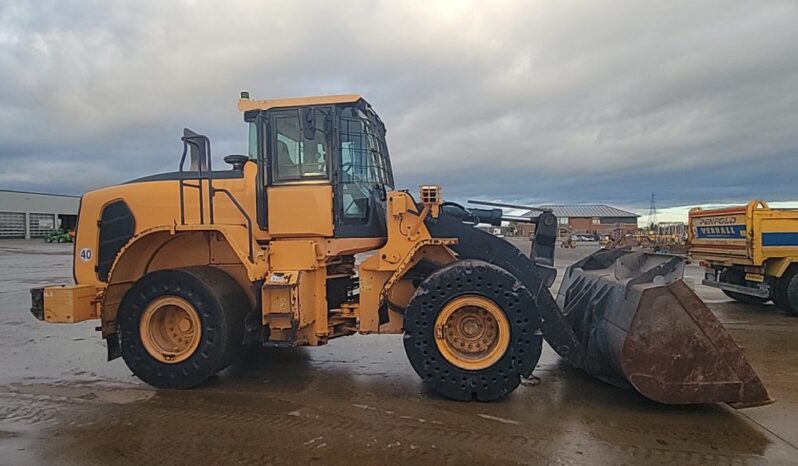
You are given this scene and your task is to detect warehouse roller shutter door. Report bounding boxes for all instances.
[29,213,56,238]
[0,212,26,238]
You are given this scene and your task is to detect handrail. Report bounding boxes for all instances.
[176,131,255,264]
[213,187,255,262]
[178,133,214,225]
[178,142,188,224]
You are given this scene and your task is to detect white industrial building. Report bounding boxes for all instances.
[0,190,80,239]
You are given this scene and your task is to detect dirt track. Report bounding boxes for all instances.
[1,239,797,465]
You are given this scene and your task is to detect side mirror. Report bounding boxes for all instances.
[224,154,248,171]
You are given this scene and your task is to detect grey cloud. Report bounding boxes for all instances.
[0,1,796,209]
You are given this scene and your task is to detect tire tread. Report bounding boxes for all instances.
[118,266,249,389]
[403,259,543,402]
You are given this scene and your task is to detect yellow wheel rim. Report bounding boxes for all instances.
[140,296,201,364]
[434,295,511,371]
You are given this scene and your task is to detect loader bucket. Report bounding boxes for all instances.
[555,249,772,408]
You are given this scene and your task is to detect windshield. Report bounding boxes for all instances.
[339,106,393,189]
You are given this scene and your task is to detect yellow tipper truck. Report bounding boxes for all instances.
[689,200,798,315]
[27,93,771,407]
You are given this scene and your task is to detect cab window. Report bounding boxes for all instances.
[273,110,329,182]
[338,106,393,222]
[247,121,258,159]
[339,108,392,187]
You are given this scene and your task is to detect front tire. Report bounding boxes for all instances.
[118,266,249,389]
[403,260,543,401]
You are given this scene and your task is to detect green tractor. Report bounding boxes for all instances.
[44,230,74,243]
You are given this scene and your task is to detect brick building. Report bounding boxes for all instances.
[518,205,639,237]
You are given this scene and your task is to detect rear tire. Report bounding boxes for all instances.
[118,266,249,389]
[403,260,543,401]
[722,290,769,305]
[772,268,798,317]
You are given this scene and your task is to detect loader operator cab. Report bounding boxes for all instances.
[242,95,394,238]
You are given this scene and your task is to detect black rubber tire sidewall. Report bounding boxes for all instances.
[780,268,798,316]
[118,266,247,389]
[403,259,543,402]
[772,279,788,310]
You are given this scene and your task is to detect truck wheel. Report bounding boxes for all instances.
[118,266,249,389]
[722,290,769,305]
[773,268,798,317]
[403,260,543,401]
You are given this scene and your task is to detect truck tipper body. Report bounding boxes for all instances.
[689,200,798,314]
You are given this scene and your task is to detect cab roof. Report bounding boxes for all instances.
[237,94,363,112]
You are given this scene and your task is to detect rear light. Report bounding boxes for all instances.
[744,266,764,274]
[699,261,710,268]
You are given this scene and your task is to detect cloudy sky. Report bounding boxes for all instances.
[1,0,797,218]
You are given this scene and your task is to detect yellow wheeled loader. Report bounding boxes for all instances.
[30,93,770,406]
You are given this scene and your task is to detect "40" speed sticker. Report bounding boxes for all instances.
[79,248,93,263]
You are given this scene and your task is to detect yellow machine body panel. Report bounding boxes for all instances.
[237,94,361,112]
[267,185,334,237]
[73,162,262,288]
[357,189,457,333]
[42,284,98,323]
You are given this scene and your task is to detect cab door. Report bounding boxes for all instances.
[266,106,334,237]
